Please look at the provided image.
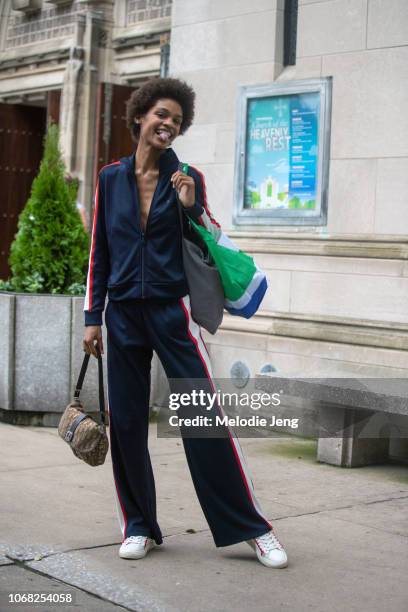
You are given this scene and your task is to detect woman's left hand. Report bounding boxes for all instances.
[171,171,196,208]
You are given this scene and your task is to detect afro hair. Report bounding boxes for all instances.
[125,77,195,144]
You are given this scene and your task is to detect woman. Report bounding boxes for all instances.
[83,77,288,569]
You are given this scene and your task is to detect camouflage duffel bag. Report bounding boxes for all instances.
[58,350,109,467]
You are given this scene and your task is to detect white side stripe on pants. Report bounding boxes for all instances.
[180,295,272,531]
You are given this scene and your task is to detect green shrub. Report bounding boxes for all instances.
[1,122,89,295]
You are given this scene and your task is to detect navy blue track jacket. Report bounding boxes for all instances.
[84,147,220,326]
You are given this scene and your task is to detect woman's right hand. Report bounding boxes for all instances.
[83,325,104,358]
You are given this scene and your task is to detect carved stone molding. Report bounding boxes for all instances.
[6,2,80,49]
[48,0,73,6]
[60,46,84,173]
[219,311,408,351]
[0,47,71,70]
[102,82,112,146]
[11,0,42,13]
[112,30,164,51]
[227,233,408,260]
[126,0,172,27]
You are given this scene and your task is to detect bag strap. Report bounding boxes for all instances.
[64,413,90,443]
[176,161,193,235]
[73,349,107,426]
[175,176,208,256]
[176,190,184,234]
[175,188,191,238]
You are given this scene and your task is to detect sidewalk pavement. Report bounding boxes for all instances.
[0,421,407,612]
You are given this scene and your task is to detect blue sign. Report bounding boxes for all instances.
[244,92,320,212]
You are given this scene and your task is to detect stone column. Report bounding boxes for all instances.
[60,45,85,174]
[0,0,11,52]
[59,0,114,221]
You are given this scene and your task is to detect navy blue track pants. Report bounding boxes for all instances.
[105,294,272,547]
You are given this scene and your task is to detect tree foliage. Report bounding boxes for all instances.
[2,122,89,295]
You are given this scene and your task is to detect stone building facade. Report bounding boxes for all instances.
[0,0,172,277]
[168,0,408,383]
[0,0,407,387]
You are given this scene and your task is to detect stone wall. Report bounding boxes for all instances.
[169,0,408,379]
[169,0,408,237]
[5,1,81,49]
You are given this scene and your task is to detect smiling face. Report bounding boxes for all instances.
[135,98,183,149]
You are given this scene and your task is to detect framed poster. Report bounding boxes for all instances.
[233,78,332,226]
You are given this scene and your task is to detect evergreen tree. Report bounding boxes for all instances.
[3,121,89,295]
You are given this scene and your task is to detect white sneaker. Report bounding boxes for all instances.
[119,535,155,560]
[247,529,288,568]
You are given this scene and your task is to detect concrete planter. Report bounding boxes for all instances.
[0,291,108,426]
[0,291,168,426]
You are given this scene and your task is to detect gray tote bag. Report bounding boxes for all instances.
[177,199,224,335]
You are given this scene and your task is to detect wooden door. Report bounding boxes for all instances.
[94,82,137,186]
[47,90,61,125]
[0,104,47,279]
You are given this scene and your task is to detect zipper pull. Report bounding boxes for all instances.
[141,230,145,244]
